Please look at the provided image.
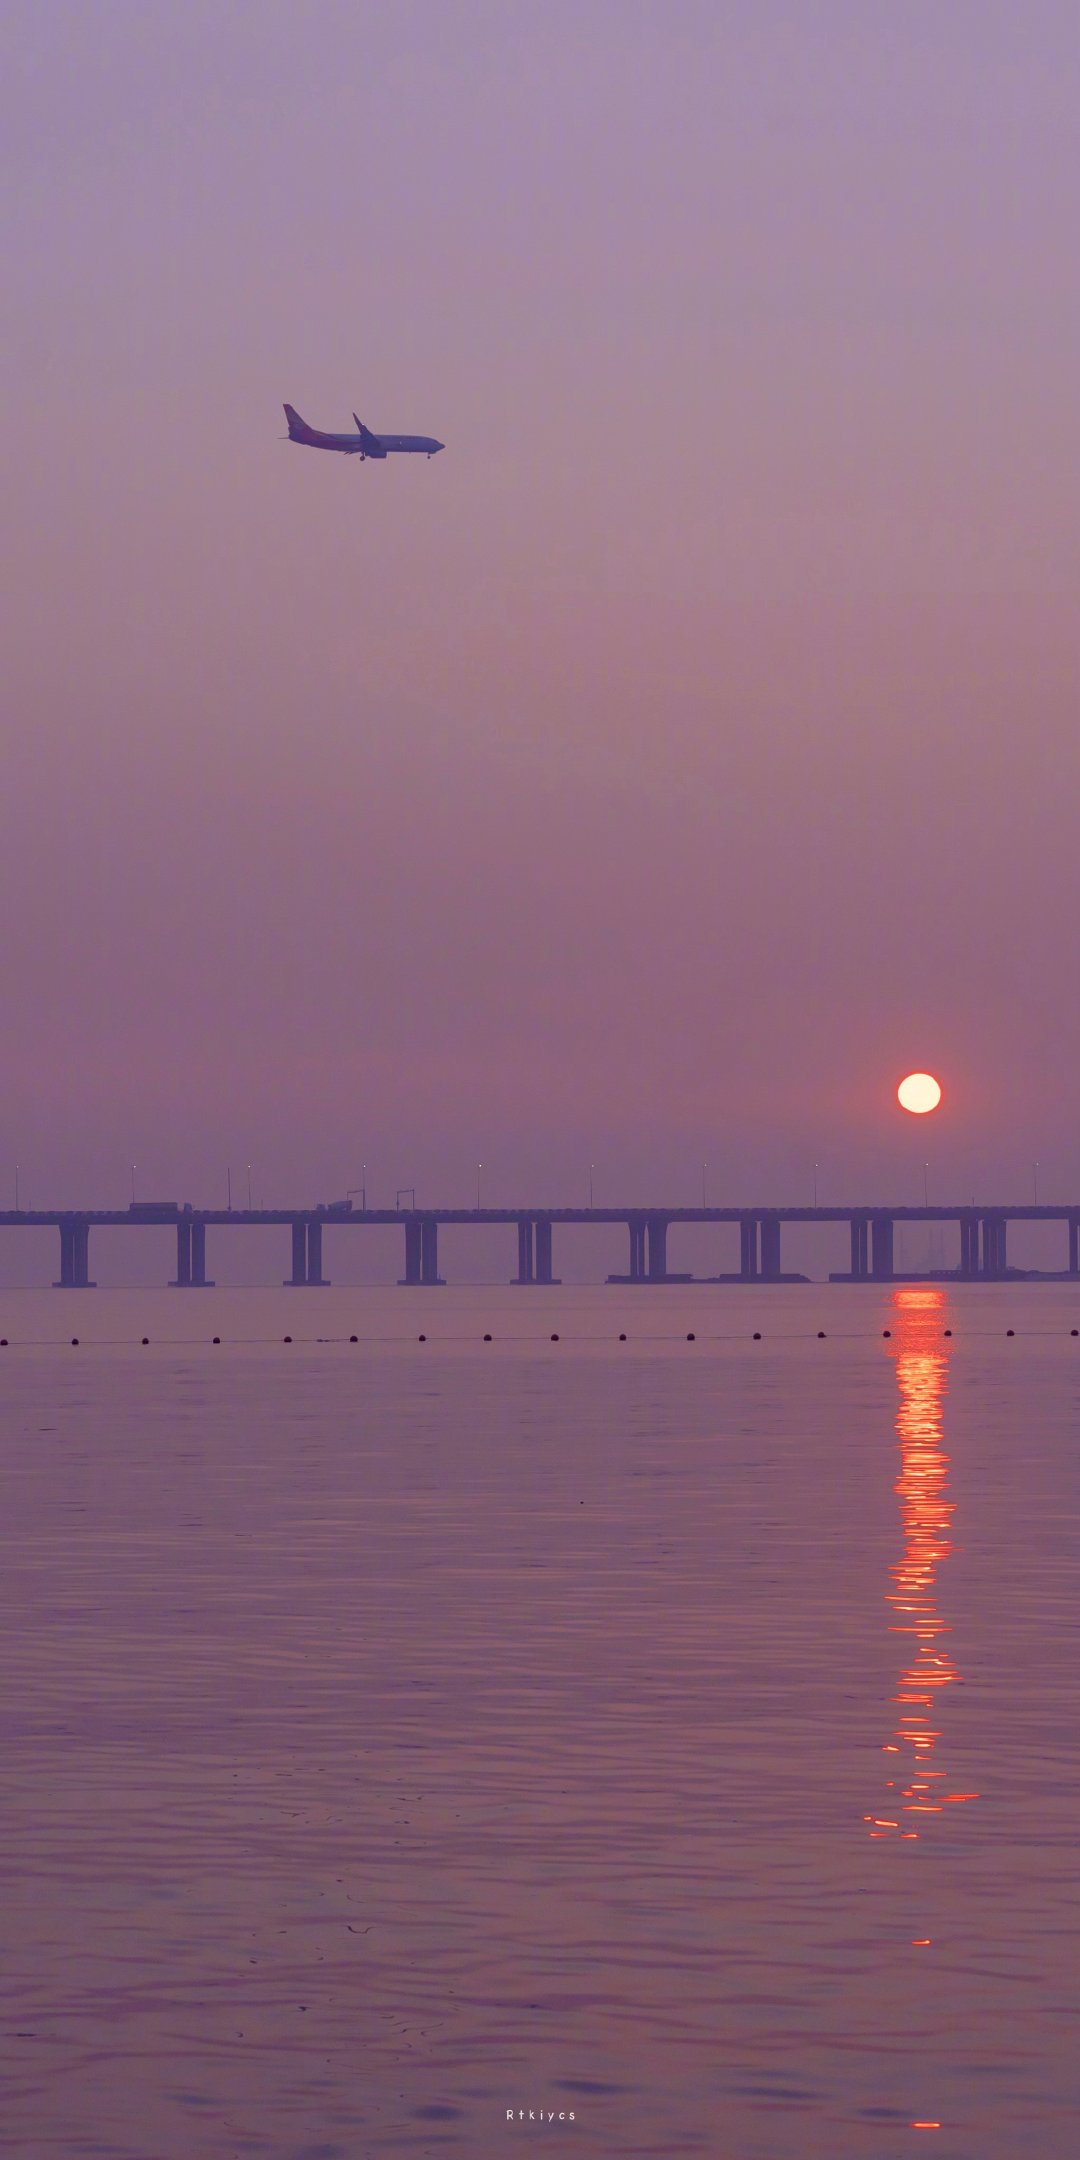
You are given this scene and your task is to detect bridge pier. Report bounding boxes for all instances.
[627,1218,647,1280]
[1070,1215,1080,1277]
[172,1216,213,1286]
[420,1217,442,1284]
[850,1216,869,1278]
[759,1213,782,1281]
[646,1215,668,1281]
[959,1212,979,1278]
[285,1218,329,1285]
[534,1217,556,1284]
[513,1217,556,1284]
[739,1215,757,1279]
[401,1217,421,1285]
[400,1216,443,1285]
[871,1215,894,1280]
[981,1213,1008,1280]
[54,1216,95,1288]
[287,1220,307,1285]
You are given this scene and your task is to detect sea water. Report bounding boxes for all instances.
[2,1283,1078,2158]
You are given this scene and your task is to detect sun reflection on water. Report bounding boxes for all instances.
[867,1287,978,1840]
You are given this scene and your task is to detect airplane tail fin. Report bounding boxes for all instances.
[283,402,317,444]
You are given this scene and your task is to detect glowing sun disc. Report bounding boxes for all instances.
[898,1072,942,1115]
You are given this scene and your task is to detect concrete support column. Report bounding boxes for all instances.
[55,1218,76,1288]
[174,1218,192,1286]
[402,1217,422,1285]
[959,1213,978,1278]
[535,1217,554,1284]
[628,1219,646,1280]
[55,1217,94,1289]
[420,1218,441,1285]
[871,1215,894,1280]
[850,1217,869,1278]
[981,1215,1007,1279]
[516,1217,534,1283]
[646,1216,668,1281]
[759,1214,781,1280]
[190,1220,210,1286]
[739,1215,758,1280]
[286,1220,307,1286]
[1070,1215,1080,1277]
[285,1219,328,1285]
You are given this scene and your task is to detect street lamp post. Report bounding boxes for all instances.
[476,1162,482,1209]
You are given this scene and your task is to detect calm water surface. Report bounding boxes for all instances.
[2,1284,1079,2158]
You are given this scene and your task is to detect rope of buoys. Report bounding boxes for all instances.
[0,1324,1074,1348]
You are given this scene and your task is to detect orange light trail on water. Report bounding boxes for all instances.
[860,1300,977,2136]
[869,1289,979,1841]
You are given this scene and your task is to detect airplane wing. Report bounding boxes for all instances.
[354,415,387,458]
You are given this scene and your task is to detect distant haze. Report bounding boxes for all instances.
[3,0,1078,1219]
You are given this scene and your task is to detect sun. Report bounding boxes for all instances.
[897,1072,942,1115]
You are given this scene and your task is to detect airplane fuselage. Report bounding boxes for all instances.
[283,405,443,458]
[297,432,442,457]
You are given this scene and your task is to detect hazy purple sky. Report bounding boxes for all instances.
[3,0,1079,1213]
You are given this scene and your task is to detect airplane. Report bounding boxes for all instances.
[283,403,443,459]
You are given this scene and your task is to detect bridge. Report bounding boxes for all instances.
[1,1202,1079,1287]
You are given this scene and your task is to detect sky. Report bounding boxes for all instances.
[2,0,1079,1223]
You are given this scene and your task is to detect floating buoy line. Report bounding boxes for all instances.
[0,1326,1076,1350]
